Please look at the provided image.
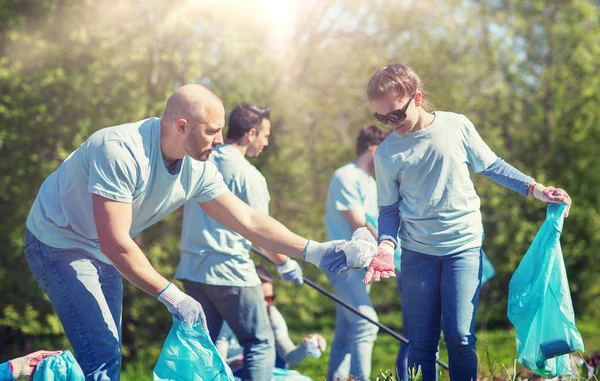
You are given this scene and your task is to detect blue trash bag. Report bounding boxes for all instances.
[507,203,584,378]
[153,318,234,381]
[32,350,85,381]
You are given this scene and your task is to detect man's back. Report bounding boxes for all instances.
[26,118,227,263]
[176,144,269,286]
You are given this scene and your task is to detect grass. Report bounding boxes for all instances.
[121,318,600,380]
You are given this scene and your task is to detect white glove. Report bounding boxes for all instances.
[277,258,304,284]
[157,282,208,329]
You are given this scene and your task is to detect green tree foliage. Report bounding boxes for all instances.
[0,0,598,365]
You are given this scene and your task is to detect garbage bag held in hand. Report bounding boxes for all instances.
[153,318,234,381]
[507,203,584,378]
[32,350,85,381]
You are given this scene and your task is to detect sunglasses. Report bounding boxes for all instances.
[373,94,415,125]
[264,295,275,304]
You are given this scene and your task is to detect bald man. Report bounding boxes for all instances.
[24,85,357,380]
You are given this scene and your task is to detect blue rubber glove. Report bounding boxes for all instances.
[304,240,349,274]
[277,258,304,284]
[157,282,208,330]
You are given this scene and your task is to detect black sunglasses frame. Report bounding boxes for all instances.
[373,94,415,125]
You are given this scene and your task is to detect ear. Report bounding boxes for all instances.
[176,119,188,134]
[247,128,257,139]
[414,91,423,107]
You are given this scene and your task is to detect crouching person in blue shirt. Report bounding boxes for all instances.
[24,85,368,381]
[215,266,326,380]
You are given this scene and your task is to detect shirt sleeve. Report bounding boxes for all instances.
[481,158,534,195]
[374,147,400,206]
[378,201,400,246]
[243,174,271,214]
[329,172,363,212]
[270,306,308,367]
[88,140,139,202]
[193,161,230,203]
[463,117,498,173]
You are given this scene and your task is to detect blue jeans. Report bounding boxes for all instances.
[326,269,379,381]
[401,247,482,381]
[395,275,409,381]
[24,229,123,381]
[182,281,274,381]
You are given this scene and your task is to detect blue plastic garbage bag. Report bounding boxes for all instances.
[507,203,584,378]
[32,350,84,381]
[153,318,234,381]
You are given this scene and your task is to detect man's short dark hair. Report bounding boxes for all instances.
[255,265,274,284]
[356,125,389,156]
[226,103,271,141]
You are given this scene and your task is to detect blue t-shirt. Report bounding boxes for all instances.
[374,111,498,256]
[175,144,270,287]
[325,163,378,241]
[26,118,228,264]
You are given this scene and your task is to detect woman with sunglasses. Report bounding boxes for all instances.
[363,63,571,381]
[215,265,326,379]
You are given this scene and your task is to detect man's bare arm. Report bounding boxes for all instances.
[92,194,169,295]
[199,192,308,260]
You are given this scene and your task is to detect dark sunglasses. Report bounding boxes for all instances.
[373,94,415,125]
[264,295,275,304]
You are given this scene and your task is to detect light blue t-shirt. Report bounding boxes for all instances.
[374,111,498,256]
[26,118,229,264]
[175,144,270,287]
[325,163,378,241]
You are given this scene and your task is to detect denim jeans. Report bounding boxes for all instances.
[401,247,482,381]
[395,274,409,381]
[24,229,123,381]
[182,281,274,381]
[326,269,379,381]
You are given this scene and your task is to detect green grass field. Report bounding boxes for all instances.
[121,318,600,380]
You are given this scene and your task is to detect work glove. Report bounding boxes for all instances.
[304,227,378,274]
[364,241,396,284]
[10,350,62,380]
[531,183,572,217]
[157,282,207,330]
[277,258,304,285]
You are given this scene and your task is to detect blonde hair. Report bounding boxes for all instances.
[367,64,433,111]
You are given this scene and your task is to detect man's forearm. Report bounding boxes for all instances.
[257,246,287,265]
[101,239,169,296]
[242,211,308,260]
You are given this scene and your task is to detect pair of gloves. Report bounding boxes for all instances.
[157,232,376,327]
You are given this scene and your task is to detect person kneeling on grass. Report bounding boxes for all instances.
[216,265,326,380]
